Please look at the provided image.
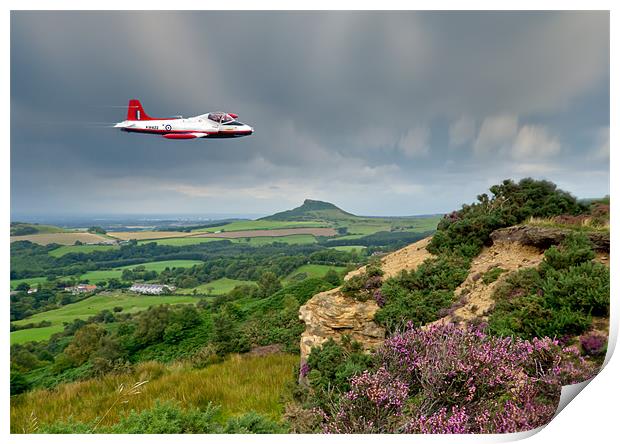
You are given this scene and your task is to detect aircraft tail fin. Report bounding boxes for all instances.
[126,99,153,121]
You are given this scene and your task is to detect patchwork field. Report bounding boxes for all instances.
[177,278,256,295]
[137,234,318,247]
[11,292,202,344]
[10,353,298,431]
[195,227,337,238]
[10,232,112,245]
[329,245,367,252]
[107,231,196,241]
[49,244,119,257]
[230,234,317,246]
[192,219,326,232]
[10,260,203,289]
[10,276,50,290]
[284,264,347,283]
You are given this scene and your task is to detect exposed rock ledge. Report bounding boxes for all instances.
[491,225,609,252]
[298,237,434,365]
[298,288,385,364]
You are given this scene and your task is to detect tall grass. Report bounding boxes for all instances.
[525,216,610,232]
[11,353,297,433]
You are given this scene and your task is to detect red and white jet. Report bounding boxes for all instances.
[114,99,254,139]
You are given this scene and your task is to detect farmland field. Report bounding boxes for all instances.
[49,244,119,257]
[138,234,318,246]
[10,260,204,288]
[137,237,225,246]
[177,277,256,295]
[10,276,50,290]
[284,264,347,283]
[11,292,202,344]
[192,219,326,232]
[195,227,337,238]
[116,260,203,272]
[329,245,367,252]
[10,232,112,245]
[107,231,196,241]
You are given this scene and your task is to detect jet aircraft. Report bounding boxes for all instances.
[114,99,254,139]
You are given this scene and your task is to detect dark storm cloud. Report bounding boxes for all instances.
[11,11,609,216]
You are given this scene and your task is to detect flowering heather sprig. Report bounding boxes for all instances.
[323,367,408,433]
[373,289,385,307]
[299,362,310,378]
[322,323,594,434]
[580,332,607,356]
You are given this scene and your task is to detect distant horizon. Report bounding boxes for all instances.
[10,190,609,225]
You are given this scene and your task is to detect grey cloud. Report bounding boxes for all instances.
[10,11,609,217]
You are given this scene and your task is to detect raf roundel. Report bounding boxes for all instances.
[165,124,172,131]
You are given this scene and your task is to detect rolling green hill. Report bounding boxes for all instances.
[260,199,355,222]
[10,222,66,236]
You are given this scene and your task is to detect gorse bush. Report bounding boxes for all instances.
[489,233,609,339]
[375,255,470,332]
[481,267,507,284]
[37,401,285,434]
[428,178,586,257]
[306,337,374,398]
[322,324,594,434]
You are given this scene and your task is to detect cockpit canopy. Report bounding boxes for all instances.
[206,112,236,123]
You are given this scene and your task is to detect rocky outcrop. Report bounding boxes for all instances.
[429,241,544,327]
[298,226,610,366]
[298,288,385,364]
[491,225,609,252]
[299,237,434,365]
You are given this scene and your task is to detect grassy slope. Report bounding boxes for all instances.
[283,264,346,283]
[11,293,201,344]
[176,278,256,295]
[49,244,119,257]
[10,353,298,432]
[329,245,367,252]
[11,223,67,235]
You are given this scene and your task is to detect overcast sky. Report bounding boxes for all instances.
[11,11,609,218]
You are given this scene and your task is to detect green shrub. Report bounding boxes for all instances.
[224,412,287,433]
[109,401,221,434]
[428,178,586,257]
[541,232,596,271]
[306,337,374,396]
[374,255,469,332]
[481,267,507,284]
[489,233,609,339]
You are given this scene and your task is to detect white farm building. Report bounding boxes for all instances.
[129,283,176,295]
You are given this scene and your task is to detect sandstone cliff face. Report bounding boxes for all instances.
[298,237,433,363]
[298,288,385,363]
